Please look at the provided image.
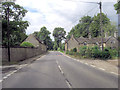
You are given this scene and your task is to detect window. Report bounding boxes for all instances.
[84,42,87,45]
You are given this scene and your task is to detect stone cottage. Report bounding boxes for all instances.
[23,34,47,52]
[65,33,118,52]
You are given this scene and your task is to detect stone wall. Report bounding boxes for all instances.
[2,47,47,62]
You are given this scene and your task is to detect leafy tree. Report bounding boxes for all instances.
[34,26,53,50]
[67,16,92,39]
[53,27,66,48]
[53,41,58,50]
[2,2,29,46]
[89,13,110,37]
[103,22,117,37]
[114,1,120,14]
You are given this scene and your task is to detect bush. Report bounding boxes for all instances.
[100,49,112,60]
[73,48,77,52]
[57,48,61,51]
[79,46,87,57]
[66,50,69,54]
[20,42,34,47]
[91,47,101,59]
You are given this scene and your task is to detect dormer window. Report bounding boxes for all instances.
[84,42,87,45]
[96,42,99,45]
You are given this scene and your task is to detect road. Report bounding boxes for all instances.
[2,51,118,88]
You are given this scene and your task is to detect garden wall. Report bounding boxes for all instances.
[2,47,47,62]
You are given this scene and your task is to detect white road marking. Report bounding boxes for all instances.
[77,60,79,62]
[90,65,96,68]
[66,80,72,88]
[0,80,2,83]
[85,63,88,65]
[3,76,8,79]
[110,72,118,75]
[6,74,12,77]
[99,68,105,71]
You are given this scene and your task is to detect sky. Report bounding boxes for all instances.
[15,0,118,40]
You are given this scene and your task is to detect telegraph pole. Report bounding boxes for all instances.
[99,1,104,51]
[7,5,10,62]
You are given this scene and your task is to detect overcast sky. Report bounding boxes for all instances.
[16,0,118,40]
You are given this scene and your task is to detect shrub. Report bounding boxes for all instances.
[20,42,34,47]
[57,48,61,51]
[100,49,112,60]
[79,46,87,57]
[66,50,69,54]
[91,47,101,59]
[73,48,77,52]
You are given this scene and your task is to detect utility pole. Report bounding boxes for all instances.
[99,1,104,51]
[7,5,10,62]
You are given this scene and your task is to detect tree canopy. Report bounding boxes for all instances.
[114,1,120,14]
[67,13,116,39]
[34,26,53,50]
[2,2,29,46]
[53,27,66,48]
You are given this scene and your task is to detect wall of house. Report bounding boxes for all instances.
[2,47,47,62]
[24,34,40,47]
[105,37,118,49]
[65,43,68,51]
[67,36,79,51]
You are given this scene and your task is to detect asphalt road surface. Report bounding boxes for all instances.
[2,51,118,88]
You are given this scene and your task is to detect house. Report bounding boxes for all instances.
[65,33,119,52]
[23,34,47,52]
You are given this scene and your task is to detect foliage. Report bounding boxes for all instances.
[34,26,53,50]
[73,48,77,52]
[57,48,61,51]
[53,27,66,48]
[20,42,34,47]
[103,22,117,37]
[53,41,58,50]
[66,46,118,60]
[89,13,110,37]
[67,16,92,39]
[67,13,112,39]
[114,1,120,14]
[2,2,29,46]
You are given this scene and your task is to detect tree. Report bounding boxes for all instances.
[89,13,110,37]
[67,16,92,39]
[2,2,29,46]
[103,22,117,37]
[114,1,120,14]
[53,27,66,48]
[34,26,53,50]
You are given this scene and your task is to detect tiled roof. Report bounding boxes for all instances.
[74,36,113,44]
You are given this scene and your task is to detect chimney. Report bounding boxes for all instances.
[114,31,118,38]
[105,32,108,38]
[88,32,91,39]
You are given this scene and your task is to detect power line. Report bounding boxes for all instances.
[63,0,99,4]
[64,5,98,29]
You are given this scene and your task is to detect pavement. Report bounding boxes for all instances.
[0,51,118,88]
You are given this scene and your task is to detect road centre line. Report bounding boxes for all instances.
[0,80,2,83]
[56,60,72,88]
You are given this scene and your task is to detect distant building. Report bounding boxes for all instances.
[65,33,119,52]
[23,34,47,52]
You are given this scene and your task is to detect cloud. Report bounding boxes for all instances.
[15,0,118,40]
